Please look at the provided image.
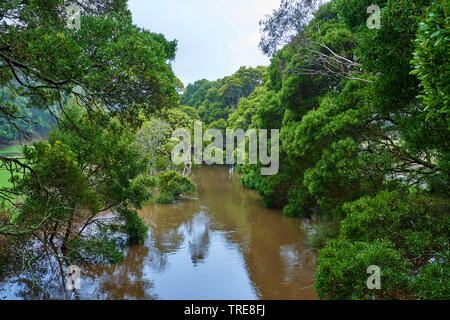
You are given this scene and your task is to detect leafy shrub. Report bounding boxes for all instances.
[315,239,411,300]
[340,190,449,261]
[283,184,315,218]
[118,208,149,244]
[411,0,449,119]
[315,190,449,299]
[307,219,340,249]
[66,236,125,265]
[156,170,196,204]
[412,251,450,300]
[254,174,290,209]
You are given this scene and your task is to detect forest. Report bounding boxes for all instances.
[179,0,449,299]
[0,0,448,300]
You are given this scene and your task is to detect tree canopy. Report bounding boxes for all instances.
[185,0,449,300]
[0,0,187,272]
[0,0,448,301]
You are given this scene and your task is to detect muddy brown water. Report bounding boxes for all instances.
[0,166,317,300]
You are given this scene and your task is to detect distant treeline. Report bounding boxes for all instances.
[1,87,56,143]
[180,66,266,127]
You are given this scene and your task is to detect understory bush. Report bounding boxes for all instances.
[315,190,449,300]
[156,170,196,204]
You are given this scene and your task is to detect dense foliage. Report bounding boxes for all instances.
[181,66,266,125]
[156,170,196,204]
[8,102,152,261]
[0,0,447,301]
[0,0,194,278]
[184,0,449,299]
[0,87,55,142]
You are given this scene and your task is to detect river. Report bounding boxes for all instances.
[0,166,317,300]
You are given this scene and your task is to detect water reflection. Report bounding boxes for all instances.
[0,166,317,300]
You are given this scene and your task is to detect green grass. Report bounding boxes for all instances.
[0,145,23,156]
[0,145,24,188]
[0,169,12,188]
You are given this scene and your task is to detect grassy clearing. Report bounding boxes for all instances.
[0,145,24,188]
[0,145,23,156]
[0,169,13,188]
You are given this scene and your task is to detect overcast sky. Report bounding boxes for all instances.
[128,0,281,86]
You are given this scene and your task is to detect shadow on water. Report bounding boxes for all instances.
[0,166,317,300]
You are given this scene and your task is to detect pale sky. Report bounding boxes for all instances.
[128,0,281,85]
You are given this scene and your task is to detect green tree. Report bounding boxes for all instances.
[411,0,449,119]
[184,67,266,125]
[2,103,153,265]
[156,170,195,204]
[0,0,179,176]
[233,0,449,299]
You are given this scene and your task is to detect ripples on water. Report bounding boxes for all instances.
[0,166,317,300]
